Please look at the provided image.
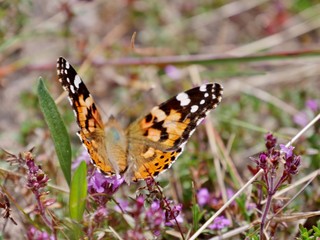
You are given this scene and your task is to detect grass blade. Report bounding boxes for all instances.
[69,161,87,221]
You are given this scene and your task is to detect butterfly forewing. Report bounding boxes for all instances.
[56,57,115,175]
[127,83,223,181]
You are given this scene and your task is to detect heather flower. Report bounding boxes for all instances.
[88,170,124,205]
[306,99,318,112]
[125,230,145,240]
[293,111,309,127]
[114,198,129,213]
[197,188,210,206]
[164,65,182,80]
[252,133,302,237]
[208,216,231,230]
[284,155,301,175]
[226,188,235,200]
[26,157,50,192]
[279,144,294,158]
[72,150,91,170]
[4,150,57,238]
[88,171,124,194]
[0,192,17,225]
[165,201,182,224]
[146,200,165,235]
[93,206,108,223]
[265,133,277,149]
[293,99,319,127]
[27,226,54,240]
[246,202,256,211]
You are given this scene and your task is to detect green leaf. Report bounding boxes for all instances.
[69,161,87,221]
[37,78,71,185]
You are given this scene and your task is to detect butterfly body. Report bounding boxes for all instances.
[56,57,223,182]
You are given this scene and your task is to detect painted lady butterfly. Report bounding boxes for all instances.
[56,57,223,182]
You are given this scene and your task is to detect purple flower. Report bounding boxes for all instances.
[27,227,54,240]
[125,230,145,240]
[280,144,294,158]
[246,202,256,211]
[293,111,309,127]
[114,198,129,213]
[87,171,124,205]
[285,155,301,175]
[265,133,277,149]
[226,188,234,199]
[93,206,108,223]
[72,150,91,170]
[208,216,231,230]
[146,200,165,229]
[306,99,318,112]
[164,65,182,80]
[197,188,210,206]
[88,171,106,193]
[166,202,182,221]
[25,152,49,195]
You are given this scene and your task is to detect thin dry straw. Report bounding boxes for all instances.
[189,112,320,239]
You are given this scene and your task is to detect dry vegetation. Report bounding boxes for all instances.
[0,0,319,239]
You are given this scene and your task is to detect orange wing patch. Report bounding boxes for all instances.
[133,148,183,181]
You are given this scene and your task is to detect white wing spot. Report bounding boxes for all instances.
[196,117,204,126]
[189,129,196,136]
[70,85,75,94]
[64,69,68,74]
[176,92,191,106]
[74,75,82,89]
[191,105,199,113]
[200,99,205,105]
[66,77,70,83]
[200,84,207,92]
[212,94,216,99]
[204,93,209,98]
[180,142,187,150]
[66,61,70,69]
[68,97,73,106]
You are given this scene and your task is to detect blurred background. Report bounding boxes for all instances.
[0,0,319,237]
[1,0,320,181]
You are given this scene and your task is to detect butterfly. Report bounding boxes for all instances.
[56,57,223,182]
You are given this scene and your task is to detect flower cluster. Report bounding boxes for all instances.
[197,188,235,209]
[208,216,231,231]
[250,133,302,237]
[196,188,232,231]
[251,133,301,191]
[25,152,50,196]
[27,227,53,240]
[0,191,17,225]
[114,178,184,238]
[4,150,55,239]
[122,194,183,238]
[294,99,319,127]
[87,170,124,204]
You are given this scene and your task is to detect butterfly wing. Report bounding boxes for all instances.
[56,57,117,175]
[127,83,223,181]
